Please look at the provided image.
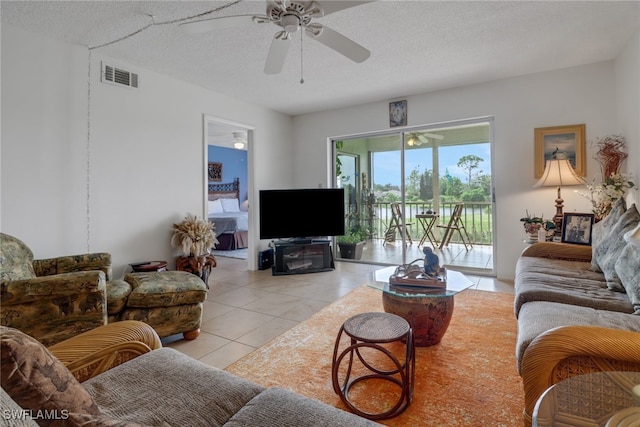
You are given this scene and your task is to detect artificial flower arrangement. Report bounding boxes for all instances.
[519,211,556,235]
[578,172,635,220]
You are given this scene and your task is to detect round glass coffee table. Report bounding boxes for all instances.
[368,267,474,346]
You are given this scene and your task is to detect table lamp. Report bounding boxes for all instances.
[534,155,585,237]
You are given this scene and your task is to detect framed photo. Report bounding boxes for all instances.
[389,100,407,127]
[208,162,222,182]
[561,213,595,245]
[534,124,586,178]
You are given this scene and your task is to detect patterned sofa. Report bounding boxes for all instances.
[0,233,206,346]
[1,321,380,427]
[514,198,640,426]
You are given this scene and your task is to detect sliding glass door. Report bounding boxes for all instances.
[333,119,495,275]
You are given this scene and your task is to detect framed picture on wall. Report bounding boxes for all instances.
[208,162,222,182]
[534,124,586,178]
[561,213,594,245]
[389,100,407,127]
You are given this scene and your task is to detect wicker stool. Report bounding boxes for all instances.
[331,312,415,420]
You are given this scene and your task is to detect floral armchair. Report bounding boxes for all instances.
[1,233,113,346]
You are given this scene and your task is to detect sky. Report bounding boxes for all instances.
[371,143,491,187]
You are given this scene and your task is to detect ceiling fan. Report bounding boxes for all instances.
[180,1,372,75]
[400,132,445,147]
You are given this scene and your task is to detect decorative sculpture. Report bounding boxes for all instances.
[423,246,440,277]
[388,247,446,289]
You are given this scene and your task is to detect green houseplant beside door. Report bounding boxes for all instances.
[337,227,368,260]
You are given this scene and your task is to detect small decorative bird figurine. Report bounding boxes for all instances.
[423,246,440,277]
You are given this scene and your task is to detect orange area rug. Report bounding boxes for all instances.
[226,286,524,426]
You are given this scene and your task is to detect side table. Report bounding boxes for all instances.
[416,213,439,247]
[175,254,216,288]
[130,261,168,272]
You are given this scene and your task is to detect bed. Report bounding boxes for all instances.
[208,178,248,250]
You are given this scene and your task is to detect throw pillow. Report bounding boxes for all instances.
[592,204,640,291]
[615,242,640,314]
[221,198,240,212]
[208,199,224,215]
[591,197,627,272]
[0,326,101,426]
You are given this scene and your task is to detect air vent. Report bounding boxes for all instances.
[101,62,139,89]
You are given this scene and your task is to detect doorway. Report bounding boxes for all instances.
[203,115,254,268]
[333,118,496,275]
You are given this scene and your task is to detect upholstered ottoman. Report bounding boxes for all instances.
[121,271,207,340]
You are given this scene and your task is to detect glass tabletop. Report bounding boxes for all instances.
[368,266,474,298]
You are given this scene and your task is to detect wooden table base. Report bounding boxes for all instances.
[382,293,454,347]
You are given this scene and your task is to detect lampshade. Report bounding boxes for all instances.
[534,156,585,238]
[534,158,585,188]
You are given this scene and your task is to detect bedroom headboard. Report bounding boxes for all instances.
[208,177,240,200]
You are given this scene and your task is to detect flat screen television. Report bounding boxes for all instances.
[259,188,345,240]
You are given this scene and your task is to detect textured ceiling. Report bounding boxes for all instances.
[2,1,639,117]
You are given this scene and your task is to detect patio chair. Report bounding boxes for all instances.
[383,203,413,246]
[437,203,473,250]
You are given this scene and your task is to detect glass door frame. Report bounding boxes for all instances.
[330,116,496,275]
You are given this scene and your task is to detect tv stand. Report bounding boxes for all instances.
[272,240,334,275]
[292,238,313,244]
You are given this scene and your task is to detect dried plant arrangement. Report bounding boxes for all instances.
[593,134,628,180]
[171,213,217,257]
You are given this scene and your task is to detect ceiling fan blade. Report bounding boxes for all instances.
[423,132,444,140]
[306,25,370,63]
[264,33,291,74]
[316,1,374,16]
[179,15,264,35]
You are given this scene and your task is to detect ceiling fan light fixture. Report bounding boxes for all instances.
[232,132,246,149]
[281,14,300,32]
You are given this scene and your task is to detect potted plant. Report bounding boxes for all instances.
[337,226,368,260]
[171,214,218,283]
[519,211,555,242]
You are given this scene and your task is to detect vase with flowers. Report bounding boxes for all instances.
[520,211,556,242]
[578,173,635,221]
[171,213,219,284]
[576,135,636,221]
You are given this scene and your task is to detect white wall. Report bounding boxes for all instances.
[1,24,293,273]
[292,61,638,280]
[615,28,640,184]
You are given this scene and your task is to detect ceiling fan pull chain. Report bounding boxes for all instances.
[300,28,304,84]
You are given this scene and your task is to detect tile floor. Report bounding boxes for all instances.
[355,239,494,272]
[164,256,514,369]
